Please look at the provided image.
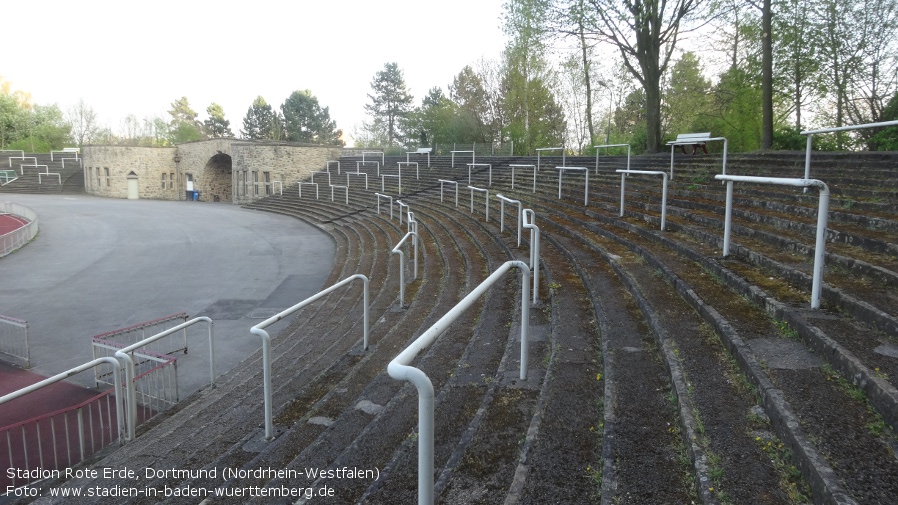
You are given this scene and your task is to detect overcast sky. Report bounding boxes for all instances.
[4,0,508,146]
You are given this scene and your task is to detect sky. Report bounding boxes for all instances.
[3,0,509,146]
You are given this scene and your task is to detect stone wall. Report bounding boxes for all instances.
[231,143,343,204]
[83,146,177,200]
[83,140,343,203]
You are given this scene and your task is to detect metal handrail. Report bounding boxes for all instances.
[536,146,565,171]
[357,160,381,176]
[362,151,385,166]
[438,179,459,206]
[311,171,331,186]
[467,163,493,185]
[715,174,830,309]
[495,194,522,247]
[0,357,125,445]
[396,200,410,225]
[467,186,489,221]
[326,160,341,174]
[594,143,631,174]
[392,218,419,308]
[251,274,370,440]
[450,150,474,168]
[667,135,728,180]
[346,171,369,190]
[523,209,540,304]
[298,182,319,199]
[0,314,29,366]
[801,120,898,181]
[509,164,537,193]
[114,317,215,440]
[555,166,589,205]
[617,169,669,231]
[375,193,393,219]
[331,184,348,204]
[398,161,420,180]
[387,260,531,505]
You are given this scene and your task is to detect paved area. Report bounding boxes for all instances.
[0,194,335,394]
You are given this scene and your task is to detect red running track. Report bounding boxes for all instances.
[0,213,29,236]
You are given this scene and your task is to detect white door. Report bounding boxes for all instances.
[127,175,139,199]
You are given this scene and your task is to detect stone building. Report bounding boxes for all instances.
[82,139,345,204]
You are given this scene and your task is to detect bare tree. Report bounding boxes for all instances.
[67,99,100,146]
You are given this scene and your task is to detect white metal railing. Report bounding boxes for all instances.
[450,150,475,168]
[667,135,727,180]
[801,119,898,181]
[0,314,29,367]
[326,160,341,174]
[50,148,79,161]
[298,182,319,199]
[438,179,459,206]
[523,209,541,304]
[90,312,189,362]
[331,185,348,204]
[251,274,370,440]
[38,172,61,185]
[617,170,669,231]
[392,214,419,308]
[362,151,385,166]
[555,166,589,205]
[715,174,830,309]
[1,202,39,257]
[311,171,331,186]
[9,157,36,174]
[382,173,401,194]
[61,158,81,168]
[467,163,492,185]
[346,171,369,190]
[357,160,381,176]
[467,186,489,221]
[536,147,565,171]
[375,193,393,219]
[0,358,124,489]
[387,260,531,505]
[1,169,18,186]
[509,164,537,193]
[594,143,631,174]
[496,194,522,247]
[113,317,215,440]
[398,161,420,180]
[396,200,410,225]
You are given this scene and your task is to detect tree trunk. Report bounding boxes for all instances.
[579,24,595,144]
[762,0,774,150]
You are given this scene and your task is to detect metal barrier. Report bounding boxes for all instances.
[326,160,341,174]
[667,135,727,180]
[50,149,79,161]
[496,194,522,247]
[331,185,348,204]
[0,314,30,367]
[450,150,474,168]
[1,201,38,258]
[801,120,898,181]
[392,215,419,308]
[617,170,669,231]
[438,179,459,206]
[375,193,393,219]
[382,174,401,194]
[396,200,410,225]
[554,166,589,205]
[536,147,565,171]
[362,151,385,166]
[91,312,189,362]
[113,317,215,440]
[467,163,493,185]
[509,164,537,193]
[357,160,381,176]
[298,182,319,199]
[251,274,370,440]
[0,358,124,489]
[387,260,531,505]
[346,171,369,190]
[467,186,489,221]
[9,157,36,173]
[523,209,541,304]
[715,174,830,309]
[61,158,81,168]
[594,143,631,174]
[398,161,419,179]
[311,171,331,186]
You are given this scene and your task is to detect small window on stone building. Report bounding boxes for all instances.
[162,173,167,189]
[169,172,175,189]
[252,171,258,196]
[264,172,271,195]
[96,167,101,188]
[104,167,110,187]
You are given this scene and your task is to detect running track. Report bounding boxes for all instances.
[0,212,29,235]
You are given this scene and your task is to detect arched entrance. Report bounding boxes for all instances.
[204,153,232,202]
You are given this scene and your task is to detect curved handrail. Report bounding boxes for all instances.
[387,260,531,505]
[523,209,540,304]
[392,215,419,308]
[251,274,369,440]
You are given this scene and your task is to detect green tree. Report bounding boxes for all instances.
[204,103,233,138]
[584,0,707,153]
[365,62,414,148]
[663,52,712,138]
[241,96,280,140]
[449,66,492,142]
[709,67,763,151]
[167,97,205,143]
[503,0,550,150]
[280,90,342,145]
[773,0,823,131]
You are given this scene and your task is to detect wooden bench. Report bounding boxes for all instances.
[406,147,432,167]
[668,132,711,155]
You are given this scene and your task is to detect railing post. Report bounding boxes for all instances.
[723,180,734,257]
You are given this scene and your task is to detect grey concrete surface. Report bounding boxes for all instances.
[0,194,335,393]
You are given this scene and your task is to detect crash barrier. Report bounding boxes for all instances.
[617,170,669,231]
